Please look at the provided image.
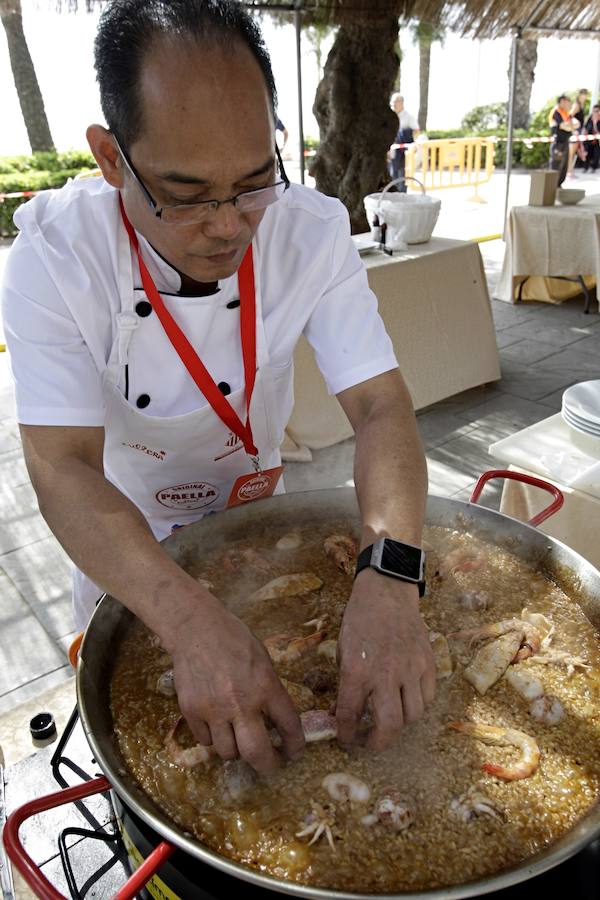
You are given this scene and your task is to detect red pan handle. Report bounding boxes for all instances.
[470,469,564,528]
[3,776,176,899]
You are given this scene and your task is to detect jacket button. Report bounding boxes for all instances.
[135,300,152,318]
[218,382,231,396]
[136,394,151,409]
[226,298,240,309]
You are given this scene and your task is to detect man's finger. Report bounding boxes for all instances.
[421,664,436,706]
[233,714,282,775]
[366,687,404,751]
[336,673,369,747]
[209,720,239,761]
[400,681,425,725]
[181,711,212,747]
[266,684,305,762]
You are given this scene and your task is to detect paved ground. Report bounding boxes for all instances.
[0,169,598,718]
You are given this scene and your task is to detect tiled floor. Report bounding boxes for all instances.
[0,224,599,719]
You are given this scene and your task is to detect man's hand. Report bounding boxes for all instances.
[335,568,435,750]
[162,594,305,775]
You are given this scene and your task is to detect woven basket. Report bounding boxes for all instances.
[364,177,441,248]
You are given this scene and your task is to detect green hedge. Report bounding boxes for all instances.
[0,151,98,237]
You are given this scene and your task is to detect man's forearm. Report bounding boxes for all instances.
[32,457,210,640]
[352,384,427,549]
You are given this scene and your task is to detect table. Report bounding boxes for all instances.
[496,196,600,306]
[488,413,600,569]
[283,237,501,456]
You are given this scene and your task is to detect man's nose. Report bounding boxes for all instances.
[203,200,243,240]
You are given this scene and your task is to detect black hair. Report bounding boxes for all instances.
[94,0,277,150]
[557,94,570,103]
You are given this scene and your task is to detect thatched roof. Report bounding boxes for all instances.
[247,0,600,37]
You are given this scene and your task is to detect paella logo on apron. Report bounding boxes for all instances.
[156,481,220,510]
[235,473,271,502]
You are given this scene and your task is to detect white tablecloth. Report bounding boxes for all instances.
[283,237,501,455]
[496,197,600,303]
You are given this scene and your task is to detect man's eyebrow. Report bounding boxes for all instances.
[157,156,275,185]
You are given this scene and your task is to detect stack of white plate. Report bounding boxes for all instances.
[562,380,600,438]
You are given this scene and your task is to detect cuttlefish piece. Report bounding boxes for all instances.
[429,631,453,679]
[276,532,302,551]
[249,573,323,602]
[463,631,524,695]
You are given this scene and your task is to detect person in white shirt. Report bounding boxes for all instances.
[388,93,420,192]
[2,0,434,774]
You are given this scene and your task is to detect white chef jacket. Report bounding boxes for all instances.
[2,177,398,428]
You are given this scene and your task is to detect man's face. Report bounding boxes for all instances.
[392,97,404,114]
[119,38,276,282]
[560,98,571,111]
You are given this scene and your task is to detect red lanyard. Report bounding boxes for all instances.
[119,197,259,461]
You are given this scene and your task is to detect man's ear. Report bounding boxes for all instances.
[86,124,124,189]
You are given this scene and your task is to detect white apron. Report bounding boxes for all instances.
[73,225,293,629]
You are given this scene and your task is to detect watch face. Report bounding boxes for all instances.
[380,540,423,580]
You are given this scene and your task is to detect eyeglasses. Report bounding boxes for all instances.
[113,135,290,226]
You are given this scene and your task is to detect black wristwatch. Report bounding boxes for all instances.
[354,538,426,597]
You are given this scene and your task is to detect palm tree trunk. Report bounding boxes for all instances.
[0,0,55,152]
[508,38,538,130]
[418,36,431,131]
[311,17,399,233]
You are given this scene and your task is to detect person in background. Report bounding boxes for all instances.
[584,104,600,173]
[275,117,288,151]
[549,94,573,187]
[388,93,419,193]
[568,89,589,176]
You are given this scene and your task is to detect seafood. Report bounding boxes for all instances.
[296,802,337,851]
[449,721,540,781]
[303,614,329,632]
[451,616,544,660]
[165,717,213,768]
[460,590,491,611]
[436,547,483,579]
[222,547,271,572]
[281,677,316,713]
[269,710,338,748]
[529,650,591,676]
[504,668,545,702]
[374,788,414,832]
[155,668,176,697]
[303,667,336,694]
[196,577,214,592]
[322,773,371,803]
[450,785,505,824]
[530,694,565,725]
[218,759,257,804]
[264,630,326,664]
[276,532,302,551]
[317,639,338,664]
[250,573,323,602]
[429,631,453,679]
[324,534,358,575]
[462,631,524,695]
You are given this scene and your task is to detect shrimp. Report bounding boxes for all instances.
[450,785,505,823]
[324,534,358,575]
[451,610,550,664]
[436,547,483,579]
[263,630,326,663]
[374,788,414,831]
[164,717,213,768]
[322,773,371,803]
[449,721,540,781]
[250,573,323,602]
[529,650,591,676]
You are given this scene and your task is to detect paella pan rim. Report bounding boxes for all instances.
[77,486,600,899]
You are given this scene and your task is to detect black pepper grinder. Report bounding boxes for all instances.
[370,212,382,244]
[379,219,387,251]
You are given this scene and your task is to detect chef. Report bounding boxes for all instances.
[2,0,435,774]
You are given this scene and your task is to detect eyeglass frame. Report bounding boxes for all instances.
[112,133,290,223]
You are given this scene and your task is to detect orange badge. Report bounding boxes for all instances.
[226,466,284,508]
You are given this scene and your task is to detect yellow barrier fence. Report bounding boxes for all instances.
[404,137,495,202]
